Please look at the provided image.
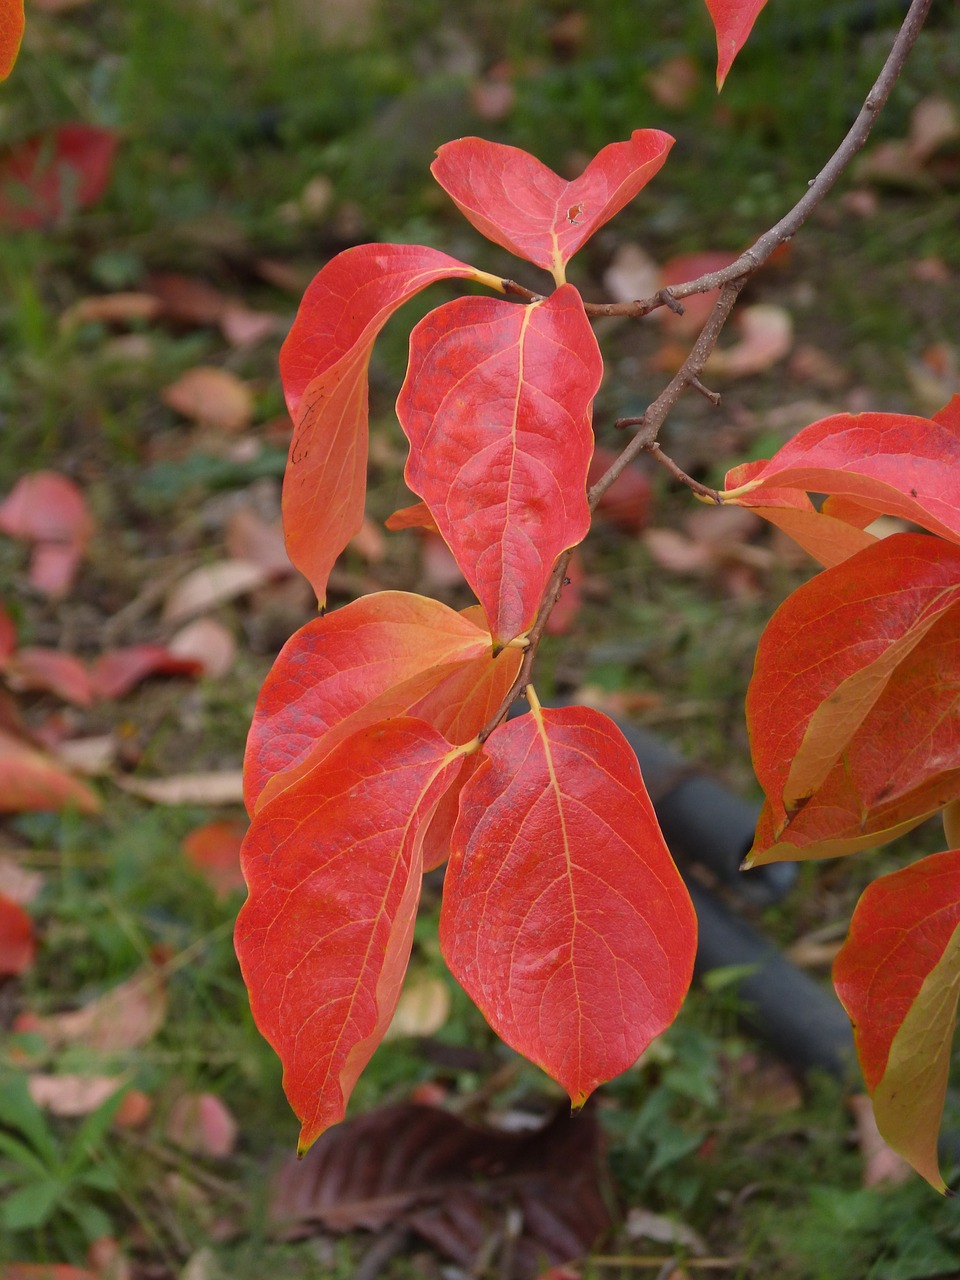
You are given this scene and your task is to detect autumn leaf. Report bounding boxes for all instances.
[0,470,94,597]
[431,131,673,284]
[181,819,247,896]
[278,244,503,606]
[89,644,203,699]
[722,400,960,548]
[243,591,495,814]
[0,725,100,814]
[704,0,770,88]
[834,850,960,1192]
[0,894,35,975]
[0,124,117,230]
[441,697,696,1105]
[235,718,464,1150]
[398,285,602,645]
[0,0,24,81]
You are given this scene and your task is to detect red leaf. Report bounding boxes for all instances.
[747,533,960,844]
[0,471,93,597]
[0,602,15,661]
[748,556,960,863]
[244,591,493,814]
[0,0,24,81]
[0,123,117,230]
[5,648,93,706]
[89,644,204,699]
[385,500,439,534]
[235,718,462,1150]
[704,0,769,88]
[398,285,602,645]
[723,405,960,548]
[587,447,652,535]
[431,132,673,282]
[0,893,35,975]
[181,819,247,896]
[441,699,696,1105]
[834,849,960,1191]
[278,244,502,605]
[0,725,100,813]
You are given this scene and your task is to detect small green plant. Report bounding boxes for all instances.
[0,1072,125,1256]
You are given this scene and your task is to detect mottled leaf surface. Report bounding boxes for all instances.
[398,286,602,645]
[441,702,696,1103]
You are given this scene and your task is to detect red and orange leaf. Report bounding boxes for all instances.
[385,500,439,534]
[0,124,117,230]
[0,0,24,81]
[749,505,877,569]
[749,598,960,864]
[723,405,960,546]
[440,699,696,1105]
[431,131,673,283]
[747,533,960,838]
[4,648,93,706]
[278,244,502,604]
[0,726,100,814]
[89,644,203,699]
[398,285,602,646]
[704,0,769,88]
[407,643,524,870]
[235,718,462,1151]
[244,591,492,813]
[834,849,960,1192]
[0,893,34,976]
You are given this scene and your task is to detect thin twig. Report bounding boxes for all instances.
[479,0,933,741]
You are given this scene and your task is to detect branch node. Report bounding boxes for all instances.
[689,375,721,406]
[658,288,685,316]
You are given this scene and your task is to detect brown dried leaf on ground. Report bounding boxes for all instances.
[15,962,167,1052]
[162,560,269,624]
[27,1074,128,1117]
[116,771,244,806]
[268,1102,612,1278]
[168,617,237,679]
[161,367,254,433]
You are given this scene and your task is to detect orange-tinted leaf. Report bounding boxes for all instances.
[748,504,877,569]
[244,591,493,813]
[704,0,769,88]
[385,500,439,534]
[0,893,34,975]
[723,402,960,547]
[17,963,166,1052]
[0,725,100,813]
[834,850,960,1191]
[0,123,117,230]
[748,533,960,840]
[235,718,462,1150]
[279,244,502,605]
[161,366,254,433]
[5,648,93,705]
[398,286,602,645]
[0,0,24,81]
[441,700,696,1105]
[89,644,203,699]
[431,132,673,282]
[181,819,247,896]
[749,590,960,864]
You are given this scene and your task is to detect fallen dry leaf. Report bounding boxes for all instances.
[168,617,237,679]
[4,648,94,706]
[224,506,291,575]
[588,447,652,534]
[28,1074,128,1117]
[166,1092,238,1158]
[0,471,93,598]
[0,123,117,230]
[60,293,161,330]
[15,964,166,1053]
[116,771,245,806]
[704,303,793,379]
[0,854,43,905]
[89,644,203,699]
[162,559,269,624]
[161,366,254,433]
[645,53,700,110]
[0,724,101,814]
[55,734,117,776]
[602,242,659,304]
[383,976,451,1042]
[181,819,247,896]
[0,893,35,975]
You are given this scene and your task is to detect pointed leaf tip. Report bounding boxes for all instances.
[704,0,770,88]
[441,703,696,1103]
